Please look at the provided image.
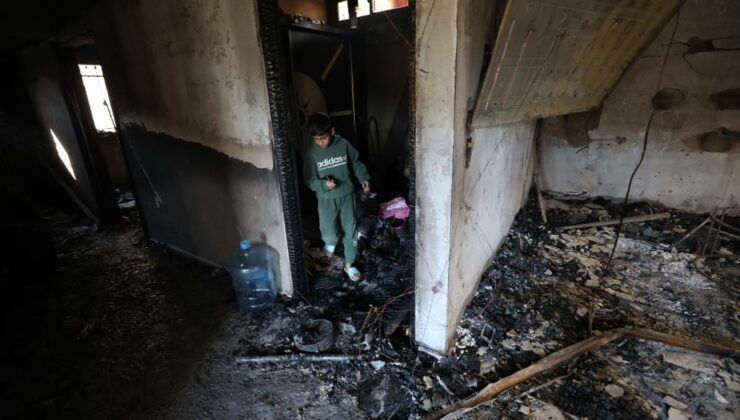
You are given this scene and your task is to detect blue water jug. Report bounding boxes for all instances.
[228,240,278,312]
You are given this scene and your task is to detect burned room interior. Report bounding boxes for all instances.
[0,0,738,418]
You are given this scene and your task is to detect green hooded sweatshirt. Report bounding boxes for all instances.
[304,135,370,199]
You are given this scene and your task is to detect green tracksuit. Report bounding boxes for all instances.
[304,135,370,264]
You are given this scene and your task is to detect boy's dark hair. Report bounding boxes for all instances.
[307,113,332,136]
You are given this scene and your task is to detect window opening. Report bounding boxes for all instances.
[78,64,116,132]
[372,0,409,13]
[338,0,370,21]
[337,0,407,21]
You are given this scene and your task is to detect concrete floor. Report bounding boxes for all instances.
[0,211,366,418]
[2,201,736,419]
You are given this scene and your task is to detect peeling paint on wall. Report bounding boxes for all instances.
[109,0,275,169]
[97,0,293,293]
[538,0,740,212]
[710,88,740,110]
[651,88,685,110]
[683,127,740,153]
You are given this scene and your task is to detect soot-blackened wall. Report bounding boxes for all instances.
[97,0,293,293]
[538,0,740,212]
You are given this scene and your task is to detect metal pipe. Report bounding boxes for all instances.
[710,209,727,253]
[235,354,367,364]
[701,210,717,256]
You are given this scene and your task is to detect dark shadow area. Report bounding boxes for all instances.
[710,88,740,110]
[651,87,685,110]
[279,5,413,234]
[0,204,236,418]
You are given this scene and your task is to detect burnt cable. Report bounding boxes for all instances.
[605,8,681,271]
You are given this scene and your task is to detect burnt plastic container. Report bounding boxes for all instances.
[227,240,278,312]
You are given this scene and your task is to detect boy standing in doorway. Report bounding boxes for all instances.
[304,113,370,281]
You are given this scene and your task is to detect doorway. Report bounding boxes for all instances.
[259,0,416,335]
[68,45,141,227]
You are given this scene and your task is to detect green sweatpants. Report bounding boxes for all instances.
[318,193,358,264]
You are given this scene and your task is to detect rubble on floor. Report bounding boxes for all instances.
[1,206,237,418]
[5,192,736,419]
[234,193,424,419]
[234,194,737,419]
[436,197,738,419]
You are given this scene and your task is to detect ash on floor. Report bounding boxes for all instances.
[3,194,736,420]
[439,196,738,419]
[1,198,423,419]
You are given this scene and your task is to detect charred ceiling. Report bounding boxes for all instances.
[0,1,96,53]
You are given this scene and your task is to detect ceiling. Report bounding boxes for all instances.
[0,1,95,54]
[473,0,683,127]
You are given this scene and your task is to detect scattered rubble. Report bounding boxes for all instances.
[6,191,737,419]
[433,196,739,419]
[605,383,624,398]
[239,194,737,419]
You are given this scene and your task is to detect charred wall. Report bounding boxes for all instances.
[538,0,740,212]
[361,8,411,193]
[119,125,285,274]
[95,0,293,293]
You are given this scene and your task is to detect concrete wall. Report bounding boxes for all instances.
[448,122,535,335]
[538,0,740,212]
[415,0,536,353]
[448,1,536,348]
[414,0,458,353]
[97,0,293,293]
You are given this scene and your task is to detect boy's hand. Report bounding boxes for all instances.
[361,181,370,192]
[325,179,336,190]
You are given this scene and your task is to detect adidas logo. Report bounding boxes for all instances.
[317,155,348,169]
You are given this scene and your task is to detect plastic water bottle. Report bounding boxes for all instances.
[228,240,278,312]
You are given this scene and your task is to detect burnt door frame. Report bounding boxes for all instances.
[256,0,416,296]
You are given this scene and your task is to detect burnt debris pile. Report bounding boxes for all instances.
[425,195,739,419]
[234,193,738,419]
[308,192,415,342]
[234,193,423,418]
[13,190,737,418]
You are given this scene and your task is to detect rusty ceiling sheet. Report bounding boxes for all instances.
[472,0,682,128]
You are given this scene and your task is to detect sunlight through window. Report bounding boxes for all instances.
[78,64,116,132]
[338,0,371,21]
[338,0,407,20]
[372,0,408,13]
[50,129,76,180]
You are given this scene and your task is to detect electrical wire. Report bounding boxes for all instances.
[605,8,681,270]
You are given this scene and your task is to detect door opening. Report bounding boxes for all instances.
[259,0,416,338]
[76,63,129,188]
[70,47,141,226]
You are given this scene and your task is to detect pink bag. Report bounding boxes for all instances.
[379,197,410,220]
